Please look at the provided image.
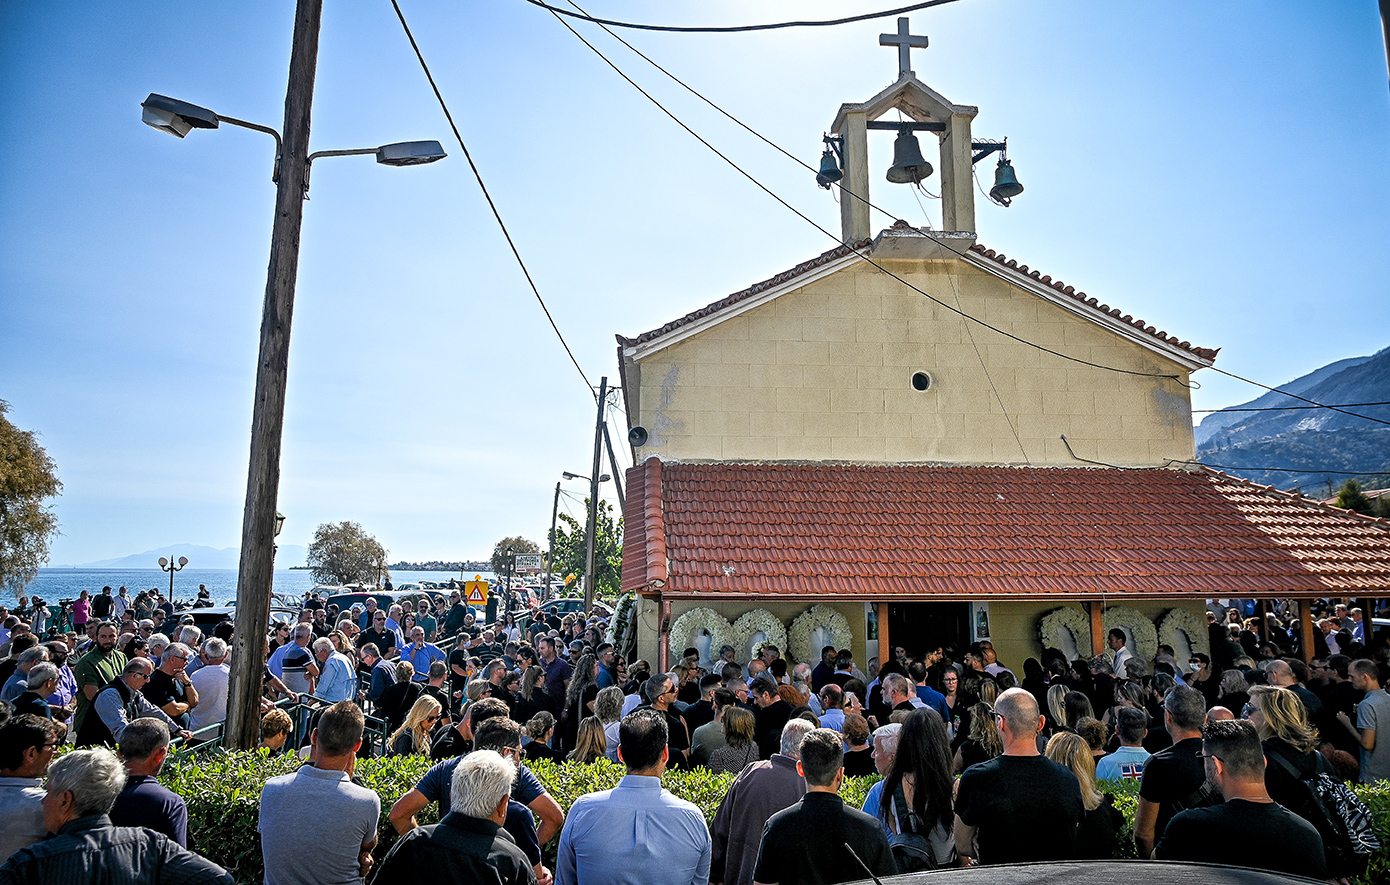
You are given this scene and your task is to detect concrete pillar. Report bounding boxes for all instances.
[838,111,871,243]
[939,112,975,232]
[1089,599,1105,658]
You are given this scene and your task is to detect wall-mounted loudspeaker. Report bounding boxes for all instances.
[628,426,649,447]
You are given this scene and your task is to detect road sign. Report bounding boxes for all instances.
[515,554,542,570]
[465,580,489,606]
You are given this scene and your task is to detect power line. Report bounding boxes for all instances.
[1187,460,1390,478]
[557,2,1390,427]
[1193,401,1390,414]
[522,0,964,33]
[388,0,594,397]
[1207,367,1390,429]
[544,9,1182,381]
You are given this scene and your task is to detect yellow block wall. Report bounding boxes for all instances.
[629,260,1196,466]
[987,599,1211,670]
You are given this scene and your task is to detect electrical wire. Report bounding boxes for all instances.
[545,8,1183,381]
[1194,401,1390,414]
[389,0,594,398]
[1195,380,1390,428]
[522,0,965,33]
[1177,460,1390,478]
[554,1,1390,429]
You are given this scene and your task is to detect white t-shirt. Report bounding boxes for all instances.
[188,662,231,732]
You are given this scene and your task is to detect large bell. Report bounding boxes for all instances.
[886,130,933,184]
[989,158,1024,204]
[816,147,842,187]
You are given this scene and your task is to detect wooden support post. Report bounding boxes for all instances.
[1089,600,1105,658]
[1300,600,1316,664]
[877,602,890,671]
[225,0,322,752]
[1256,599,1267,644]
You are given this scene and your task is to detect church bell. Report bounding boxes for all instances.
[886,129,933,184]
[989,157,1024,204]
[817,146,843,187]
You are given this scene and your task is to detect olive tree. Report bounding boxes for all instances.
[0,401,62,593]
[306,521,389,586]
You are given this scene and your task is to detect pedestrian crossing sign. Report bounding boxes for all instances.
[465,580,489,606]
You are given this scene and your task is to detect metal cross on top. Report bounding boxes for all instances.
[879,17,928,77]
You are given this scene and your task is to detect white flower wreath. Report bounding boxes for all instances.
[1038,607,1091,658]
[788,604,853,664]
[730,609,787,664]
[668,607,734,663]
[1158,607,1210,659]
[1103,606,1159,663]
[606,593,638,656]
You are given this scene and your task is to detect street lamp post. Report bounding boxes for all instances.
[505,546,514,615]
[158,555,189,601]
[558,470,610,608]
[139,0,444,751]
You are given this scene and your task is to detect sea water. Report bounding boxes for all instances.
[3,568,500,610]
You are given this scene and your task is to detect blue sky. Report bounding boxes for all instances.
[2,1,1388,566]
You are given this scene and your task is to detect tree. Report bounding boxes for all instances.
[490,536,541,578]
[1336,480,1374,515]
[549,498,622,601]
[0,401,62,593]
[306,521,389,586]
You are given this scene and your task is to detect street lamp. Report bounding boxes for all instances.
[140,72,446,752]
[158,555,189,601]
[547,472,610,603]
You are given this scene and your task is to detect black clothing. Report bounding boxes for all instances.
[373,811,535,885]
[11,691,50,719]
[1289,683,1324,722]
[810,661,834,692]
[676,681,701,706]
[431,726,470,761]
[681,699,716,737]
[1262,737,1326,814]
[1156,799,1326,879]
[446,647,471,701]
[92,593,114,618]
[1189,671,1221,708]
[753,792,897,885]
[142,670,192,729]
[954,754,1084,864]
[1074,793,1124,859]
[955,739,992,771]
[512,693,549,727]
[360,627,396,657]
[842,747,875,777]
[754,700,792,760]
[522,740,566,764]
[1137,737,1207,841]
[109,774,187,846]
[378,681,424,734]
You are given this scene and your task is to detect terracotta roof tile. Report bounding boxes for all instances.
[621,461,1390,598]
[967,243,1219,361]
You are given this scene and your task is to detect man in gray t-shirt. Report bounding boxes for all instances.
[1337,659,1390,783]
[259,702,380,884]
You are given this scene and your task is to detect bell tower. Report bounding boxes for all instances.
[831,18,981,243]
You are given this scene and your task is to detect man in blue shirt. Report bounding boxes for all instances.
[312,638,359,704]
[557,709,710,885]
[403,627,446,684]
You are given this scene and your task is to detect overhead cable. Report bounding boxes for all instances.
[522,0,964,33]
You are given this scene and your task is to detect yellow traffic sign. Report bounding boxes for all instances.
[465,580,489,606]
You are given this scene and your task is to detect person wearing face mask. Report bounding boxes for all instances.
[1187,653,1218,707]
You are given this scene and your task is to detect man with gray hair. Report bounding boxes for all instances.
[373,750,534,885]
[954,687,1083,865]
[76,657,189,748]
[188,637,231,734]
[858,723,903,836]
[1133,684,1211,857]
[1,646,47,703]
[312,636,359,704]
[142,642,199,731]
[709,718,812,885]
[110,718,187,846]
[0,747,229,883]
[12,662,60,719]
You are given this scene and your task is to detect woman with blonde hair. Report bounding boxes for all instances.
[569,717,607,765]
[388,695,442,756]
[1046,683,1068,736]
[1247,685,1331,824]
[1045,732,1123,858]
[709,706,759,774]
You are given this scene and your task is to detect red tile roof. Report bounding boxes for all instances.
[966,242,1220,361]
[615,229,1217,363]
[621,461,1390,599]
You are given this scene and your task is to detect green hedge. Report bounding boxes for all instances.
[158,752,1390,884]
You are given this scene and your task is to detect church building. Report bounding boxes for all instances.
[612,21,1390,674]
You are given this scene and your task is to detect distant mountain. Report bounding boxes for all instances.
[1196,346,1390,493]
[74,544,309,569]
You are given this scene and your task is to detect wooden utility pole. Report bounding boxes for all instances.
[226,0,322,751]
[543,481,560,597]
[583,378,607,615]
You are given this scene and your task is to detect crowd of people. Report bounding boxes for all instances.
[0,589,1385,884]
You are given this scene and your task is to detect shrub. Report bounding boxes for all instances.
[158,754,1390,884]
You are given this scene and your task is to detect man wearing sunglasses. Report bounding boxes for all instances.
[360,612,398,660]
[76,658,190,748]
[0,714,61,860]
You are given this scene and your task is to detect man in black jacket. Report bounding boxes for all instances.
[373,749,537,885]
[751,675,791,760]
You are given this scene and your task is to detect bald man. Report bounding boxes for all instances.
[954,688,1083,865]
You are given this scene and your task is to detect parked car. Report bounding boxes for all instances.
[323,589,449,619]
[157,605,299,639]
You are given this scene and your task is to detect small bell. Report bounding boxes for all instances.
[989,157,1024,205]
[816,147,843,189]
[886,130,933,184]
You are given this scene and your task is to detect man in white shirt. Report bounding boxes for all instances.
[188,638,231,733]
[1108,629,1134,680]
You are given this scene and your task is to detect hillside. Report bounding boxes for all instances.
[75,544,309,569]
[1196,346,1390,493]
